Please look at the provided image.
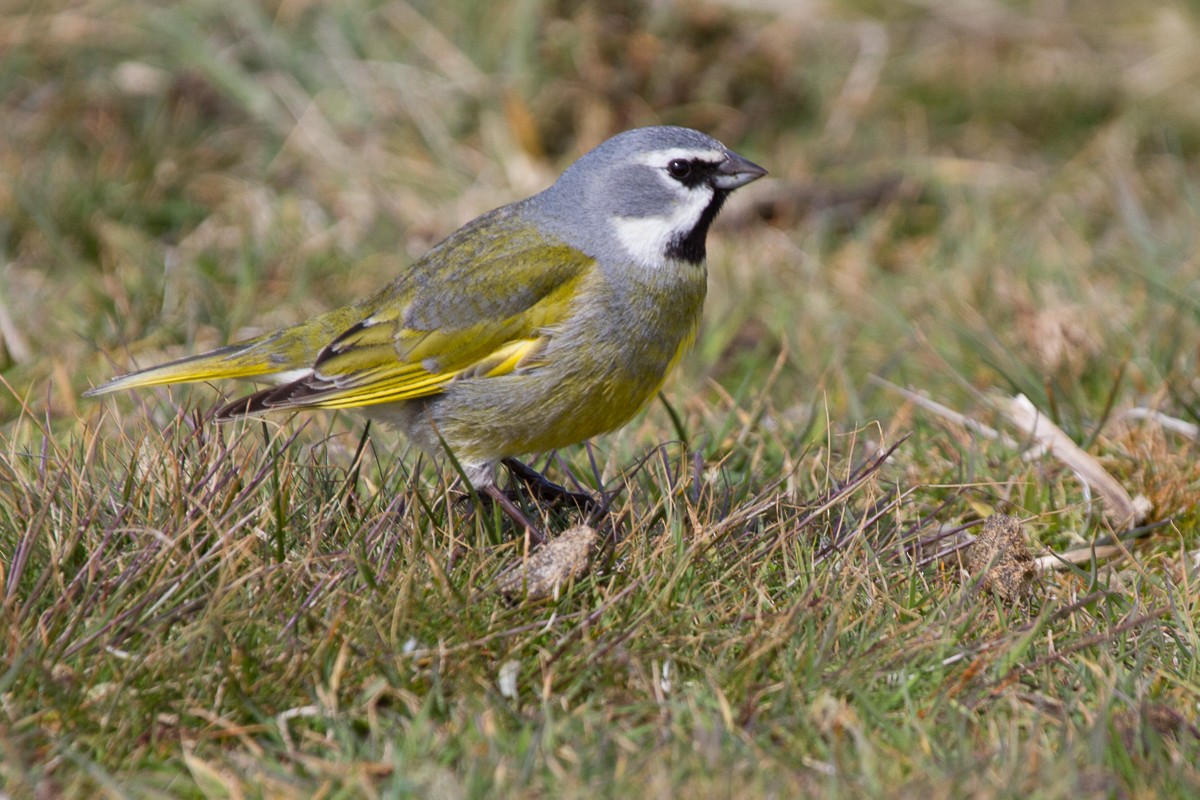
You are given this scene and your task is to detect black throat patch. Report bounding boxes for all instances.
[665,190,729,265]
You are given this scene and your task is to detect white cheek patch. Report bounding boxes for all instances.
[612,184,714,268]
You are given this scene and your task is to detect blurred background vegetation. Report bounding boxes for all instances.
[3,0,1200,795]
[6,0,1200,530]
[3,0,1196,426]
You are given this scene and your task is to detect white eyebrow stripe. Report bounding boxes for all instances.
[635,147,725,167]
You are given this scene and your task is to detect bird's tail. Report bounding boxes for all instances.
[84,308,358,397]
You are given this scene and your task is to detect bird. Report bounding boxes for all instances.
[87,126,767,542]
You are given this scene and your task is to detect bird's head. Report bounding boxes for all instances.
[535,126,767,270]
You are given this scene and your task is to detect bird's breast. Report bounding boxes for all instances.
[538,261,707,425]
[416,260,707,460]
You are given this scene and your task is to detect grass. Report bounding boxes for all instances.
[3,0,1200,796]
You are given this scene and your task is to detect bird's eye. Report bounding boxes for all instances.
[666,159,692,180]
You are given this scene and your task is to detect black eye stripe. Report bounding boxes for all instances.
[664,158,719,188]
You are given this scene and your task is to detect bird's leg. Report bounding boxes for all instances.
[482,483,547,546]
[501,457,603,514]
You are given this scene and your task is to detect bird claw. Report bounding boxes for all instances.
[501,457,605,515]
[458,459,610,545]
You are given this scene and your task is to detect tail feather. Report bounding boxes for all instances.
[84,336,297,397]
[86,307,366,398]
[214,382,301,420]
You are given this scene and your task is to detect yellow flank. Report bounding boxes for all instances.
[659,323,699,395]
[479,339,543,377]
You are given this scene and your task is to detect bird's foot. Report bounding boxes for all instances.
[465,459,608,545]
[482,483,547,547]
[501,457,605,515]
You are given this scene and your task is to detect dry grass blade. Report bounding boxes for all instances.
[1117,407,1200,439]
[1001,394,1150,530]
[871,377,1027,451]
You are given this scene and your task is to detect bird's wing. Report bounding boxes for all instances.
[218,233,593,417]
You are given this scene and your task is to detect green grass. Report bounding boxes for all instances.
[4,0,1200,796]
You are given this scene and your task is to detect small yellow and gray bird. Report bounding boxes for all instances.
[87,126,767,539]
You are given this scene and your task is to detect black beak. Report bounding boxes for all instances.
[712,150,768,190]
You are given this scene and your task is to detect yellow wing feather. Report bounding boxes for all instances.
[245,237,590,414]
[297,337,545,409]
